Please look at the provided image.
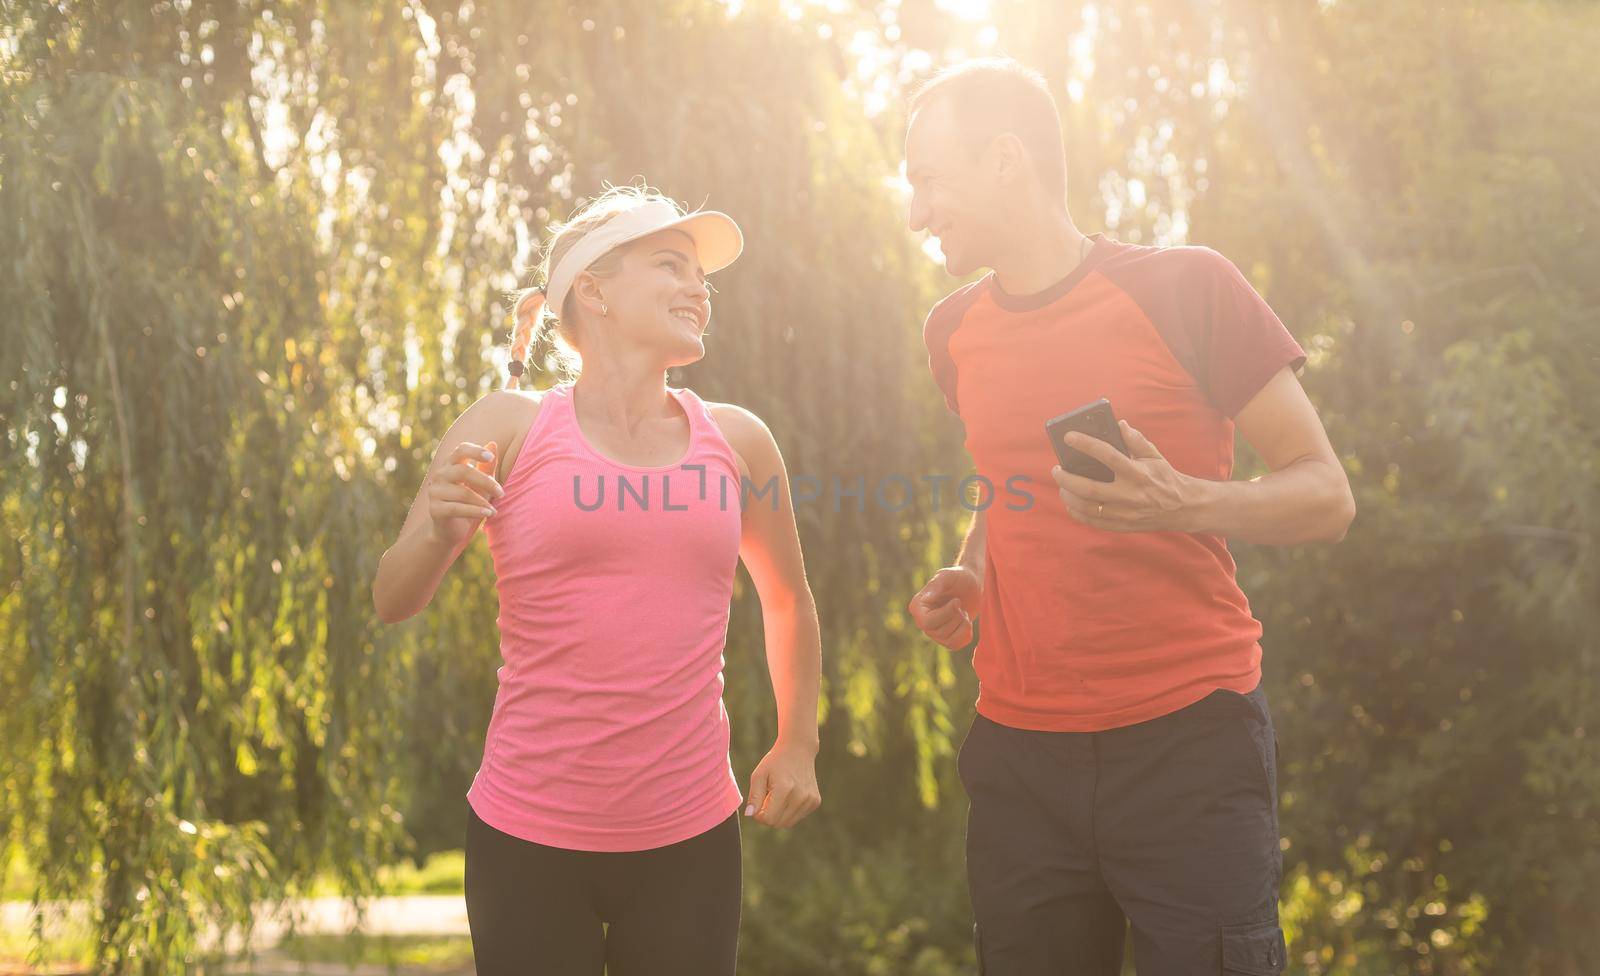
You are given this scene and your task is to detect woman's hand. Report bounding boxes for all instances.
[425,440,503,548]
[745,740,822,829]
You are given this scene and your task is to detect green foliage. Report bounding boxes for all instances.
[2,5,409,968]
[1,0,956,970]
[372,852,464,898]
[1194,4,1600,972]
[269,933,473,972]
[3,1,1596,973]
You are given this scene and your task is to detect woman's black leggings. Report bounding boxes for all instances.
[464,805,741,976]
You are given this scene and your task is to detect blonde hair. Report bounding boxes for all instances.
[506,182,689,385]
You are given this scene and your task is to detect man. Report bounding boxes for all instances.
[903,59,1355,975]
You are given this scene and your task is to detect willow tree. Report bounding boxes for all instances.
[1,2,448,967]
[2,0,968,970]
[1192,4,1600,972]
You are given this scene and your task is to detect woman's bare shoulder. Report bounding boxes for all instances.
[483,387,546,415]
[433,389,546,482]
[453,388,543,437]
[703,401,783,474]
[704,401,768,438]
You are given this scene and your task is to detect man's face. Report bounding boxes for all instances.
[905,100,1005,277]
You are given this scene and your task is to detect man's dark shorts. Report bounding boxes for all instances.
[958,683,1288,975]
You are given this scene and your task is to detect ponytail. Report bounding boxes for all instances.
[507,286,546,389]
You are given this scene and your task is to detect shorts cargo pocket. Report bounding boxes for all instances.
[1221,919,1286,975]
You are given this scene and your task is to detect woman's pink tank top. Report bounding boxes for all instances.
[466,382,746,851]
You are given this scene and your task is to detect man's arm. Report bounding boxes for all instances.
[1050,367,1355,544]
[1183,367,1355,544]
[907,508,986,648]
[956,507,987,575]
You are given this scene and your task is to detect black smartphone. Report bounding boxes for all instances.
[1045,398,1130,483]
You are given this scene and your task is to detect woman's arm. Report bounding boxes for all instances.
[710,403,822,830]
[372,393,525,624]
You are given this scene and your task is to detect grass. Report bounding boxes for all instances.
[0,929,475,976]
[371,852,464,898]
[255,934,473,973]
[0,852,467,973]
[287,852,467,900]
[5,851,465,904]
[0,909,95,972]
[1,855,41,904]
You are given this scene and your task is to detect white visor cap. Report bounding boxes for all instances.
[544,199,744,317]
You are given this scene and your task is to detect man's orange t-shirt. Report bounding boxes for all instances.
[924,236,1306,732]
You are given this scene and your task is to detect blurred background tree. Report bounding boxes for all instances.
[1,1,1594,973]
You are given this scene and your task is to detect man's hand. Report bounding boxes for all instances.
[745,741,822,829]
[1051,420,1196,533]
[907,566,982,648]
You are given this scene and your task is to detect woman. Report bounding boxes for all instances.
[372,184,822,975]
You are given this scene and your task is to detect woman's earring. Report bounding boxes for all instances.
[600,304,608,316]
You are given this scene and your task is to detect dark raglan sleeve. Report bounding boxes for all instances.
[1104,246,1306,418]
[1196,248,1307,417]
[922,280,988,416]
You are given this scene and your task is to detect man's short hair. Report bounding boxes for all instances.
[910,58,1067,202]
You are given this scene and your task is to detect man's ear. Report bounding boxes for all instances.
[988,132,1029,189]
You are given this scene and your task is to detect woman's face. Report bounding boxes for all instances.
[585,228,713,369]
